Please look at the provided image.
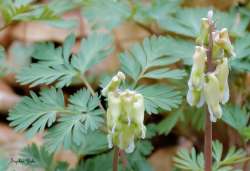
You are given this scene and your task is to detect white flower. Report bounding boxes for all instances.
[186,87,205,107]
[188,46,207,89]
[107,92,121,133]
[215,58,229,104]
[204,73,222,122]
[105,89,146,153]
[187,46,207,107]
[132,94,146,139]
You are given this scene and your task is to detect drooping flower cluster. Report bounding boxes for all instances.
[102,71,146,153]
[187,12,235,122]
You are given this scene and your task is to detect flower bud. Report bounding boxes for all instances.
[204,73,222,122]
[101,71,126,97]
[214,28,235,57]
[215,58,229,104]
[196,18,209,45]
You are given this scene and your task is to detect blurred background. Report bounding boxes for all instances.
[0,0,250,170]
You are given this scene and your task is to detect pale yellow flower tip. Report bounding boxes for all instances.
[196,18,209,45]
[101,71,126,96]
[215,28,236,57]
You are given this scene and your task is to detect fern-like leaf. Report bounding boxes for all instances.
[136,84,182,114]
[8,88,65,138]
[45,89,104,152]
[119,36,187,84]
[17,33,113,87]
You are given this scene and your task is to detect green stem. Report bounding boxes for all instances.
[79,75,105,112]
[133,68,147,88]
[79,76,124,171]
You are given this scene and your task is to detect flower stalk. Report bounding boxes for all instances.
[186,10,235,171]
[204,11,214,171]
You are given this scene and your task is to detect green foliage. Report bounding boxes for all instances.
[157,109,182,135]
[136,84,182,114]
[17,33,113,87]
[0,158,8,171]
[119,36,186,83]
[72,140,153,171]
[19,143,75,171]
[174,147,204,171]
[45,88,104,152]
[8,88,65,138]
[132,0,181,25]
[71,131,108,156]
[212,141,247,171]
[45,89,103,152]
[20,143,54,169]
[0,0,81,28]
[4,1,250,170]
[222,105,250,141]
[230,34,250,72]
[0,0,57,24]
[9,88,104,153]
[174,140,247,171]
[74,152,113,171]
[180,105,205,131]
[83,0,130,30]
[126,140,153,171]
[9,42,34,69]
[158,8,249,38]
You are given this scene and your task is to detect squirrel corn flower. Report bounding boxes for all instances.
[204,73,222,122]
[187,13,234,122]
[187,87,205,108]
[215,58,229,104]
[103,72,146,153]
[188,46,207,88]
[187,46,207,107]
[214,28,236,57]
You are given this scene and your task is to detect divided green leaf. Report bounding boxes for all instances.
[45,88,104,152]
[222,105,250,141]
[17,33,113,87]
[20,143,54,169]
[8,88,65,138]
[136,84,182,114]
[158,8,249,38]
[119,36,188,84]
[174,140,247,171]
[83,0,130,30]
[230,34,250,72]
